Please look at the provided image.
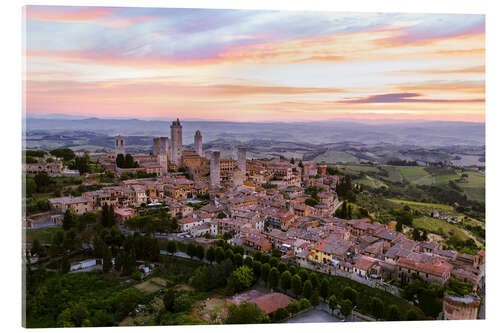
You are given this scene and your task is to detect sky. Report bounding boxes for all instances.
[23,6,485,123]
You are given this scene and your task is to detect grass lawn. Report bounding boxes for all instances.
[380,166,404,183]
[398,166,433,185]
[457,172,485,203]
[388,199,454,212]
[24,227,62,243]
[355,175,388,188]
[413,217,469,242]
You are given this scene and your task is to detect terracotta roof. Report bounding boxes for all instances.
[354,255,379,272]
[397,257,453,277]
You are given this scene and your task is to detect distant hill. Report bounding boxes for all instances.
[23,116,485,166]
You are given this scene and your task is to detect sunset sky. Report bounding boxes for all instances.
[23,6,485,122]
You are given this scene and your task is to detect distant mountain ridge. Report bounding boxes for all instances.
[25,116,484,147]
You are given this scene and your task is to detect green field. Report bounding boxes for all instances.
[388,199,454,212]
[398,167,433,185]
[24,227,62,243]
[356,175,388,188]
[413,217,469,242]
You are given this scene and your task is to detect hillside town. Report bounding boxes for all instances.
[23,119,485,323]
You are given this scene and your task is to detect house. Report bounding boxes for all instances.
[48,196,91,215]
[179,217,204,232]
[114,207,137,224]
[353,255,379,277]
[396,257,453,285]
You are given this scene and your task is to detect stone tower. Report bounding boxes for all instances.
[232,166,243,190]
[159,137,169,159]
[152,138,161,156]
[158,137,169,172]
[194,130,203,157]
[115,135,125,156]
[170,118,183,167]
[237,147,247,178]
[210,151,221,187]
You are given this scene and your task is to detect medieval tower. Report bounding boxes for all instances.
[170,118,183,167]
[115,135,125,156]
[237,147,247,178]
[194,130,203,157]
[210,151,221,186]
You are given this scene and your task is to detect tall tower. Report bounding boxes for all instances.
[159,137,169,158]
[152,138,161,156]
[232,166,243,190]
[194,130,203,157]
[210,151,221,187]
[158,137,169,172]
[237,147,247,178]
[170,118,183,167]
[115,135,125,156]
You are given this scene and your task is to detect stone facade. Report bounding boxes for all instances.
[210,151,221,186]
[194,130,203,157]
[115,135,125,156]
[170,118,183,167]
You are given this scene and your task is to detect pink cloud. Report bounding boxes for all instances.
[25,6,116,22]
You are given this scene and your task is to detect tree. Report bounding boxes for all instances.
[340,299,353,318]
[50,148,75,161]
[271,248,281,258]
[268,267,280,289]
[342,286,358,306]
[116,154,125,168]
[31,238,42,257]
[173,294,192,313]
[299,298,311,310]
[252,260,262,279]
[186,242,197,258]
[261,263,271,284]
[163,288,176,311]
[320,278,330,300]
[328,295,337,313]
[206,246,216,263]
[302,280,313,299]
[25,178,37,196]
[62,208,76,231]
[386,304,401,321]
[272,307,289,322]
[103,247,112,273]
[233,253,243,267]
[309,273,319,288]
[269,257,279,267]
[277,262,287,273]
[165,240,177,254]
[228,265,254,292]
[60,255,70,273]
[370,297,384,319]
[243,256,253,268]
[291,274,302,297]
[226,302,266,324]
[298,269,309,283]
[195,244,205,261]
[215,246,225,263]
[405,309,419,321]
[310,288,320,306]
[34,171,50,190]
[280,270,292,291]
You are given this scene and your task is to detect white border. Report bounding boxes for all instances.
[2,1,499,333]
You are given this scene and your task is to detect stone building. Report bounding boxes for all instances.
[152,137,161,156]
[237,147,247,177]
[115,135,125,156]
[443,294,480,320]
[170,118,183,167]
[194,130,203,157]
[210,151,221,186]
[232,166,244,190]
